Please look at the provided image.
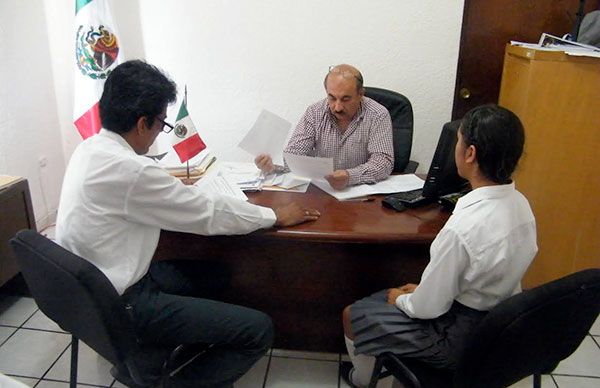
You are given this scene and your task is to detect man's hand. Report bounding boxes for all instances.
[386,283,419,305]
[273,202,321,227]
[325,169,350,190]
[398,283,418,293]
[254,154,274,174]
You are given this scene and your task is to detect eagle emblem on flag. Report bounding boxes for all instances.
[75,24,120,80]
[174,124,188,138]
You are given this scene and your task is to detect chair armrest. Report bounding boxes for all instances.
[402,160,419,174]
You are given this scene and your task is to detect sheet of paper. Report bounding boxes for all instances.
[313,174,425,201]
[238,109,292,165]
[262,182,310,193]
[283,153,333,180]
[194,172,248,201]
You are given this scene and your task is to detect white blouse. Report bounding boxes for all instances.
[396,183,537,319]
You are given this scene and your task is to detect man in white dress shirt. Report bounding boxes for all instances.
[340,105,538,387]
[56,60,320,388]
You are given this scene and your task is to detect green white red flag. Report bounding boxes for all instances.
[73,0,123,139]
[172,101,206,163]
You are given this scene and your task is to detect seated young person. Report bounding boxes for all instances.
[340,104,538,387]
[254,64,394,190]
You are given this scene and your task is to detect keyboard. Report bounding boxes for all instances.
[384,189,433,208]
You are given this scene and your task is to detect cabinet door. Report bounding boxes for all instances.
[499,46,600,288]
[0,180,36,286]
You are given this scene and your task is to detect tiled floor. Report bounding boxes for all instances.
[1,225,598,387]
[0,292,598,387]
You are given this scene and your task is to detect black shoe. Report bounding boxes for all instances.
[110,364,154,388]
[340,361,360,388]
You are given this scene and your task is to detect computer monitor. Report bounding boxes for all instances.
[422,120,469,199]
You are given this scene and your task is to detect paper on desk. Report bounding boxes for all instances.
[313,174,425,201]
[238,109,292,165]
[194,172,248,201]
[257,172,310,193]
[283,153,333,180]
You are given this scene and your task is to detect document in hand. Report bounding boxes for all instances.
[238,110,292,165]
[283,153,334,180]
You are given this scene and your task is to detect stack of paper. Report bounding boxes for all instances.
[159,149,216,177]
[217,162,264,191]
[194,171,248,201]
[511,33,600,58]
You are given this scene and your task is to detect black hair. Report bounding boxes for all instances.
[99,60,177,134]
[460,104,525,184]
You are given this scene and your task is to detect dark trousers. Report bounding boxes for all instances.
[121,260,274,388]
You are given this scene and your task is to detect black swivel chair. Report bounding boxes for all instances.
[368,268,600,388]
[9,229,208,388]
[364,86,418,173]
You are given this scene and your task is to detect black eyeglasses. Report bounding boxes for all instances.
[156,117,174,134]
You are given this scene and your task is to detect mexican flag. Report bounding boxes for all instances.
[172,101,207,163]
[73,0,123,139]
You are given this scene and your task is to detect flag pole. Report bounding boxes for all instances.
[185,85,190,180]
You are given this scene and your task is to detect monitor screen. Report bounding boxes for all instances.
[422,120,469,198]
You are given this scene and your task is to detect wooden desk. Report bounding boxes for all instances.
[154,184,450,352]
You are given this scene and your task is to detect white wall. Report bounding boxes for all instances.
[0,0,65,230]
[1,0,464,229]
[139,0,465,166]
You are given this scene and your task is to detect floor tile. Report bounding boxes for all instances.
[590,314,600,336]
[22,310,65,333]
[0,374,36,387]
[12,376,38,387]
[553,375,600,388]
[45,342,114,386]
[236,355,269,388]
[0,328,70,378]
[266,357,338,387]
[0,297,37,326]
[271,348,339,361]
[342,373,394,388]
[508,374,556,388]
[0,325,17,344]
[35,381,70,387]
[553,336,600,377]
[112,378,126,387]
[40,225,56,241]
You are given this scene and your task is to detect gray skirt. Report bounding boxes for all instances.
[350,290,487,370]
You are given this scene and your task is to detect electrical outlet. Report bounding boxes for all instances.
[38,156,48,168]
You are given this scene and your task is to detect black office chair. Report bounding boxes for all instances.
[364,86,418,173]
[368,268,600,388]
[9,229,209,388]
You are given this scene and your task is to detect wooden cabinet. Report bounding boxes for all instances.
[498,44,600,288]
[0,178,36,287]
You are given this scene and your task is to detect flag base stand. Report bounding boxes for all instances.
[180,177,200,185]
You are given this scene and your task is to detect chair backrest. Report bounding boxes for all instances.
[9,229,138,367]
[454,268,600,388]
[364,87,413,173]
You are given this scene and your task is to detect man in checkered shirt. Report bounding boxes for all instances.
[255,64,394,190]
